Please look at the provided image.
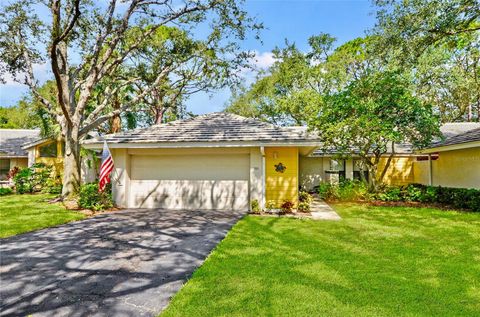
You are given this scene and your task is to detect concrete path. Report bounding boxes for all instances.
[0,209,245,317]
[310,198,342,221]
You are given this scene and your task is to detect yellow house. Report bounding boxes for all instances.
[0,129,40,182]
[23,138,64,177]
[416,127,480,189]
[300,123,480,191]
[22,138,98,184]
[83,113,318,210]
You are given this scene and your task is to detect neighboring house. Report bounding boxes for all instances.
[0,129,40,181]
[300,122,480,191]
[83,112,321,210]
[417,126,480,189]
[22,138,65,177]
[22,138,98,183]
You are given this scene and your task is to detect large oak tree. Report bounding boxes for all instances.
[0,0,260,199]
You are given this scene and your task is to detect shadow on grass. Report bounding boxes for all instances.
[162,204,480,317]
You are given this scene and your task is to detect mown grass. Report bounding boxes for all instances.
[161,203,480,317]
[0,194,85,238]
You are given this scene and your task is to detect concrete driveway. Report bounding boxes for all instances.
[0,209,245,317]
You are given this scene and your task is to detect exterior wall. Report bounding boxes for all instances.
[428,148,479,189]
[249,148,264,207]
[299,156,324,190]
[9,158,28,169]
[111,148,130,208]
[265,147,299,208]
[378,156,415,186]
[34,140,64,177]
[298,155,415,188]
[413,160,430,185]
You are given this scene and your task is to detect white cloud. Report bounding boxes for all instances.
[1,62,50,87]
[251,51,276,69]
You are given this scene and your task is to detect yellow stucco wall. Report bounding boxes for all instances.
[34,140,64,177]
[378,156,415,186]
[430,148,479,189]
[265,147,299,208]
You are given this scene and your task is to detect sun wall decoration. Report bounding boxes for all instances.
[274,162,287,173]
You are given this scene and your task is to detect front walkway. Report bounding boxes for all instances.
[0,209,245,317]
[310,198,342,221]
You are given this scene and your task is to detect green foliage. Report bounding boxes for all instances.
[44,176,62,194]
[298,191,312,212]
[373,184,480,212]
[317,180,371,202]
[251,199,260,214]
[280,200,294,214]
[13,163,52,194]
[162,205,480,317]
[299,191,313,203]
[0,101,42,129]
[297,201,310,213]
[0,194,85,238]
[376,186,402,202]
[78,183,113,211]
[0,187,13,196]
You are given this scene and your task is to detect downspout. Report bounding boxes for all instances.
[428,154,433,186]
[260,146,266,210]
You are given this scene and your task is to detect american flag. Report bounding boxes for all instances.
[99,140,114,192]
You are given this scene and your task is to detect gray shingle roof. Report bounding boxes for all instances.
[83,112,320,145]
[429,127,480,148]
[0,129,41,157]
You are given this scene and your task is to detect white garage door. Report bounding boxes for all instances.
[129,154,250,210]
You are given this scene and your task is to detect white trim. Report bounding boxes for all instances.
[82,140,322,149]
[260,146,266,210]
[418,141,480,153]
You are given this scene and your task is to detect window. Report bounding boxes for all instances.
[39,142,57,158]
[0,159,10,180]
[353,159,369,182]
[326,159,346,180]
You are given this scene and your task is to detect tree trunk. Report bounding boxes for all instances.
[155,106,167,125]
[61,127,81,199]
[111,95,121,133]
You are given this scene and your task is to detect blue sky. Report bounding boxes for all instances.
[0,0,375,114]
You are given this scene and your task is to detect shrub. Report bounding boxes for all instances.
[404,184,423,202]
[298,201,310,213]
[0,187,13,196]
[265,200,276,212]
[280,200,294,214]
[78,183,113,211]
[317,183,336,200]
[13,163,53,194]
[44,176,63,194]
[317,180,371,202]
[251,199,261,214]
[299,191,313,203]
[376,186,402,202]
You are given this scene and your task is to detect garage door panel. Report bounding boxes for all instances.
[129,154,250,210]
[131,154,249,180]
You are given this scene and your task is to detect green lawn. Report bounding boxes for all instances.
[0,194,85,238]
[162,204,480,317]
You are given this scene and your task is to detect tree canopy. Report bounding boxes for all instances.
[0,0,261,198]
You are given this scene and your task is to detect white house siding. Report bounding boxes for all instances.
[299,156,324,190]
